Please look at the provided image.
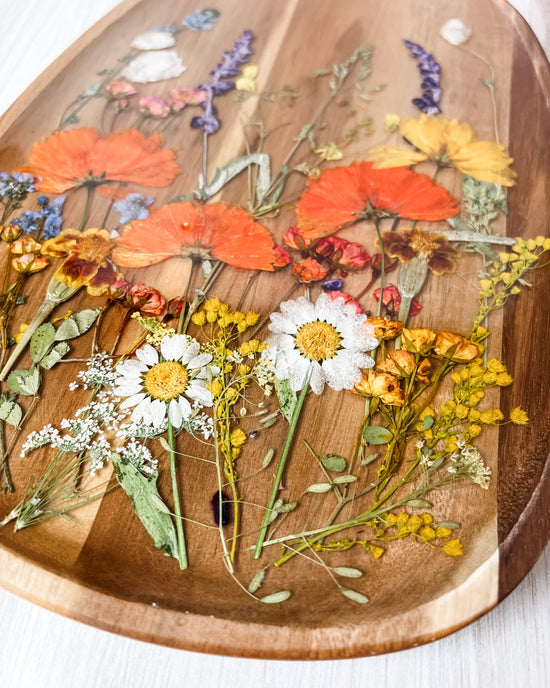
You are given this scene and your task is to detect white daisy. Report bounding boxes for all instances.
[264,293,378,394]
[113,334,217,428]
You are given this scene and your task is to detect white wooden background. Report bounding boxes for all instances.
[0,1,548,686]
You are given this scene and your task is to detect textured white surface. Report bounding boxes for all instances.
[0,1,548,686]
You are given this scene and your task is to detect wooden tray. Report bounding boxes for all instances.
[0,0,548,659]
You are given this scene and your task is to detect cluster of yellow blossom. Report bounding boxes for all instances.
[131,312,176,346]
[191,298,260,334]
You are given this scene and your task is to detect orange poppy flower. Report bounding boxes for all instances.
[113,201,281,271]
[41,228,120,296]
[295,162,459,240]
[26,127,181,194]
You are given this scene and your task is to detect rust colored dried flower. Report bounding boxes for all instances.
[366,316,403,340]
[401,328,437,355]
[381,227,459,276]
[291,257,328,283]
[377,350,416,378]
[354,369,405,406]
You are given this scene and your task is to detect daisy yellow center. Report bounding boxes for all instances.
[295,321,341,361]
[144,361,189,401]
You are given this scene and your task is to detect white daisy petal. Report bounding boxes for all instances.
[268,312,298,335]
[180,341,200,364]
[187,353,213,370]
[149,399,167,427]
[117,359,149,374]
[188,381,214,405]
[119,392,146,409]
[160,334,188,361]
[178,396,193,419]
[132,397,152,424]
[113,382,143,397]
[309,361,326,394]
[136,344,159,366]
[289,357,311,392]
[168,399,183,428]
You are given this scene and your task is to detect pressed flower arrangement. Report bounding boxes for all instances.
[0,0,549,658]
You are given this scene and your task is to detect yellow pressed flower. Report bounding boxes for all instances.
[245,311,260,327]
[443,539,464,557]
[191,311,206,326]
[396,513,409,524]
[15,323,28,343]
[237,321,248,333]
[231,447,241,459]
[206,310,217,323]
[445,435,458,453]
[421,513,433,524]
[479,409,504,424]
[208,379,223,397]
[238,363,250,376]
[370,545,385,559]
[230,428,247,447]
[419,526,436,541]
[203,298,222,313]
[455,404,469,420]
[225,387,237,400]
[235,65,258,93]
[469,390,485,406]
[384,114,401,132]
[435,527,452,538]
[468,409,481,422]
[315,142,344,161]
[487,358,506,373]
[496,372,513,386]
[479,279,493,291]
[232,311,245,323]
[510,407,529,425]
[368,115,516,186]
[386,513,398,524]
[468,424,482,438]
[401,328,437,355]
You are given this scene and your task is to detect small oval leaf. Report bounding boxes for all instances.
[260,590,292,604]
[7,367,40,396]
[158,437,172,453]
[321,453,347,472]
[261,448,275,469]
[362,425,393,445]
[54,308,101,341]
[361,452,378,466]
[422,415,434,431]
[332,475,358,485]
[435,521,461,530]
[275,377,297,422]
[333,566,363,578]
[0,400,23,426]
[340,587,369,604]
[248,567,267,594]
[406,498,432,508]
[30,323,56,363]
[307,483,332,493]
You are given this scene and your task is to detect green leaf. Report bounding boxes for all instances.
[7,367,40,396]
[30,323,56,363]
[360,452,378,466]
[362,425,393,445]
[340,588,369,604]
[0,399,23,426]
[259,590,292,604]
[332,475,358,485]
[275,377,297,422]
[434,521,461,530]
[321,453,347,472]
[248,567,268,594]
[307,483,332,493]
[422,416,434,431]
[333,566,363,578]
[54,308,101,341]
[40,342,70,369]
[406,498,432,509]
[261,448,275,469]
[112,454,179,559]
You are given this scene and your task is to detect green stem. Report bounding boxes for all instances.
[374,219,385,317]
[78,185,94,232]
[167,419,188,570]
[0,420,14,493]
[253,371,311,559]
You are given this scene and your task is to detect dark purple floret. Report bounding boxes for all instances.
[211,489,232,526]
[192,29,255,135]
[322,279,344,292]
[403,39,442,115]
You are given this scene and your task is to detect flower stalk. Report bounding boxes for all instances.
[166,419,188,570]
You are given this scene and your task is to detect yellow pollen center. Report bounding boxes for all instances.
[295,321,341,361]
[144,361,189,401]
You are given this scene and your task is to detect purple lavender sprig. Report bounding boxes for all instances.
[403,40,442,115]
[191,29,255,135]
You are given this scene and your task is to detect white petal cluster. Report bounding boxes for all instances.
[264,293,378,394]
[131,31,176,51]
[121,51,186,83]
[440,19,472,46]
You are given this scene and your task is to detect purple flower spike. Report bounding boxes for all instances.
[403,39,442,115]
[192,29,255,135]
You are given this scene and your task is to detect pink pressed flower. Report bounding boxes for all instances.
[282,227,310,250]
[373,285,422,316]
[273,245,291,268]
[104,80,137,98]
[327,290,364,314]
[315,236,370,269]
[139,95,171,118]
[168,87,208,111]
[129,282,166,314]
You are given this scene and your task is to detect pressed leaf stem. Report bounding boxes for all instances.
[167,419,188,570]
[0,420,13,493]
[78,185,95,231]
[253,371,312,559]
[374,219,385,317]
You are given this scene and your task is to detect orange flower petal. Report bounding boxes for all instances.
[295,162,459,240]
[115,201,279,271]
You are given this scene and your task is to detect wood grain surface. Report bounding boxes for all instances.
[0,0,548,660]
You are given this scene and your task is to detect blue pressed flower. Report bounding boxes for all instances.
[322,279,344,292]
[151,23,179,34]
[182,9,220,32]
[113,192,154,224]
[11,210,42,234]
[403,39,442,115]
[192,29,255,135]
[10,195,66,238]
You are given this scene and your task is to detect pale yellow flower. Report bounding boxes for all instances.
[368,114,516,186]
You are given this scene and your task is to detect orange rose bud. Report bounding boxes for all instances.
[433,331,480,362]
[1,224,22,243]
[401,328,437,355]
[12,253,49,274]
[377,350,416,378]
[11,237,42,255]
[354,370,405,406]
[367,316,403,340]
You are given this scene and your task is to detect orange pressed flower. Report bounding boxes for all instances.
[291,257,328,283]
[295,162,459,240]
[433,331,480,362]
[41,228,120,295]
[354,370,405,406]
[25,127,181,193]
[113,201,281,271]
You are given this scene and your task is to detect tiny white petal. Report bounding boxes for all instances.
[149,399,167,427]
[178,396,193,419]
[168,399,183,428]
[160,334,188,361]
[180,341,200,364]
[113,383,143,397]
[131,31,176,51]
[187,353,213,370]
[121,50,186,84]
[120,393,146,409]
[136,344,159,366]
[440,18,472,46]
[188,381,213,405]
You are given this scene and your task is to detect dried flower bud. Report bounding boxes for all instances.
[1,224,22,243]
[292,257,327,283]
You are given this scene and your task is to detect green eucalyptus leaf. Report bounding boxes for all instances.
[361,452,378,466]
[248,567,268,594]
[0,399,23,426]
[307,483,332,494]
[54,308,101,341]
[321,453,347,472]
[362,425,393,445]
[275,377,297,422]
[7,367,40,396]
[259,590,292,604]
[340,588,369,604]
[422,416,434,431]
[333,566,363,578]
[112,454,178,559]
[40,342,70,369]
[30,323,56,363]
[406,498,432,509]
[332,475,358,485]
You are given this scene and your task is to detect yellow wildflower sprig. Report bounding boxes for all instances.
[191,298,269,564]
[472,236,550,332]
